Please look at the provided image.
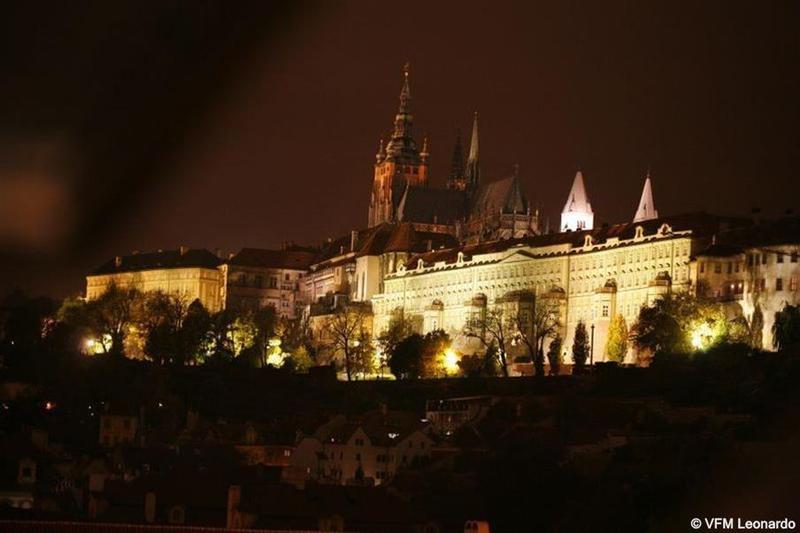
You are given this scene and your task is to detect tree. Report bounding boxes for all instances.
[631,293,695,357]
[176,300,211,365]
[389,333,424,379]
[351,331,376,379]
[139,291,188,364]
[546,334,562,375]
[772,303,800,352]
[324,303,370,381]
[513,296,561,377]
[572,321,589,373]
[605,314,628,363]
[420,329,452,378]
[86,282,143,357]
[377,312,414,375]
[465,306,515,377]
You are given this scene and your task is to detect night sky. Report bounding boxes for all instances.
[1,0,799,298]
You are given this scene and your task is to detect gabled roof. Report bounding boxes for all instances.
[228,248,317,270]
[91,248,221,275]
[470,173,528,216]
[396,185,467,225]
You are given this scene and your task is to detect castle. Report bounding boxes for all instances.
[86,66,800,367]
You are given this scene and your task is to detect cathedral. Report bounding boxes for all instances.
[368,65,538,245]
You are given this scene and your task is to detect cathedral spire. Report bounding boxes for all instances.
[385,63,418,161]
[465,111,480,188]
[420,135,429,164]
[633,171,659,222]
[561,170,594,231]
[398,62,411,114]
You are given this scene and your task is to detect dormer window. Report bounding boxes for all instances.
[457,252,464,265]
[417,259,424,271]
[584,235,593,247]
[168,506,185,524]
[658,223,672,235]
[634,226,644,239]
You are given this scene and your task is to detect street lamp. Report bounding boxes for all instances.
[590,323,595,367]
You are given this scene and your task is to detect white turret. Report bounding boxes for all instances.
[561,170,594,231]
[633,173,658,222]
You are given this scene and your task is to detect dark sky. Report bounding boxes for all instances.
[1,0,799,299]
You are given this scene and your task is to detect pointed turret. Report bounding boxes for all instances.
[561,170,594,231]
[420,135,429,164]
[375,137,385,163]
[633,172,658,222]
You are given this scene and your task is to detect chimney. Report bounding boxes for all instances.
[114,256,122,268]
[179,245,189,256]
[227,485,242,529]
[350,230,359,252]
[144,492,156,523]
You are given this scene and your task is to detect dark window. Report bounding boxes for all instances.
[714,263,721,274]
[747,254,754,266]
[777,278,783,291]
[727,262,733,274]
[699,262,705,273]
[761,253,767,265]
[254,275,263,288]
[792,252,798,263]
[284,273,290,281]
[777,253,784,263]
[269,277,277,289]
[355,453,361,461]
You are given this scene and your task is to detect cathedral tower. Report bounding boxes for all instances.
[368,64,429,227]
[561,170,594,231]
[633,172,658,222]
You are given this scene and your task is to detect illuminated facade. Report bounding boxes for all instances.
[372,214,744,368]
[693,218,800,349]
[85,247,224,312]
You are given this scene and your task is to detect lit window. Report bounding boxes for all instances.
[790,277,798,291]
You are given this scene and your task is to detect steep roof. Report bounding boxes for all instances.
[633,175,659,222]
[396,185,467,225]
[562,170,592,214]
[91,248,221,275]
[470,173,529,217]
[228,248,317,270]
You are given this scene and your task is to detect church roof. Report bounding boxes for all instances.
[562,170,592,214]
[228,248,317,270]
[633,175,658,222]
[396,185,468,225]
[91,248,222,275]
[471,173,529,216]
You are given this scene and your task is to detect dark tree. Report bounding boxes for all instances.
[572,321,589,373]
[389,333,424,379]
[546,334,562,375]
[772,303,800,352]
